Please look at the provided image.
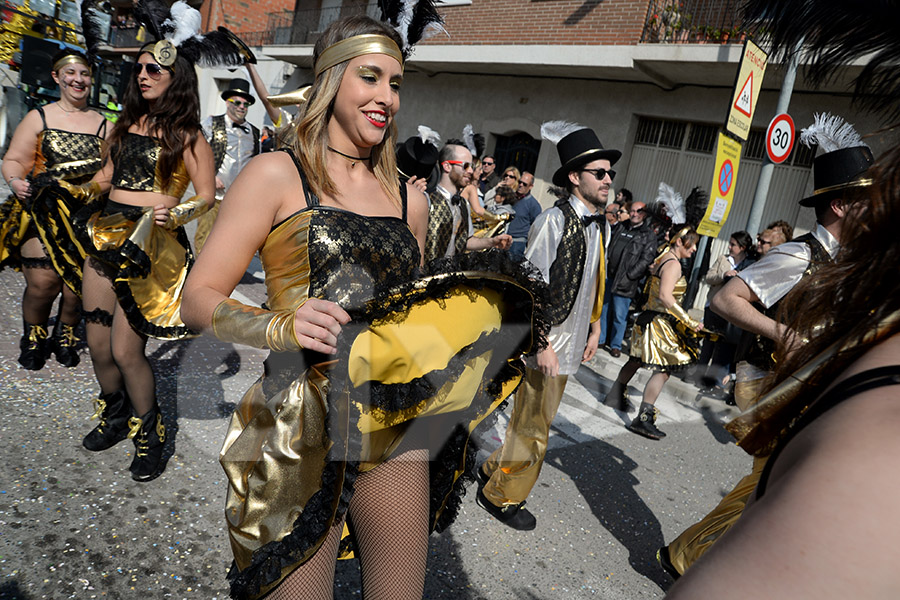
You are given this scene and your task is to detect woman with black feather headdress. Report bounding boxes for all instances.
[0,43,111,372]
[181,8,548,600]
[44,0,253,484]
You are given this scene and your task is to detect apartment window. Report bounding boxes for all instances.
[635,117,715,154]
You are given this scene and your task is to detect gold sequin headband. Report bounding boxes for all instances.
[53,54,90,73]
[314,34,403,77]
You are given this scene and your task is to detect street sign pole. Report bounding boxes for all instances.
[746,44,802,235]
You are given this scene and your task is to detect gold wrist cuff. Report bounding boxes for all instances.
[212,298,303,352]
[59,180,103,203]
[667,303,700,330]
[165,195,210,230]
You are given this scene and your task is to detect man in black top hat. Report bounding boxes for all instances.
[195,77,262,251]
[477,121,619,530]
[660,113,874,578]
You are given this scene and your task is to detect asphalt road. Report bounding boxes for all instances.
[0,181,750,600]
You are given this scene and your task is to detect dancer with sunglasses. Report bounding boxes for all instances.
[51,0,251,482]
[182,12,546,598]
[193,77,262,252]
[0,47,110,371]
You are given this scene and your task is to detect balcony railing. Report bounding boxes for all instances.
[241,4,374,47]
[641,0,753,44]
[108,26,141,48]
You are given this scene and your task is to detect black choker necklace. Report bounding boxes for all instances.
[328,146,371,167]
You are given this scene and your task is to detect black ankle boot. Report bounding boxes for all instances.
[127,406,168,482]
[603,382,634,412]
[18,321,49,370]
[82,390,131,451]
[48,321,81,368]
[626,405,666,440]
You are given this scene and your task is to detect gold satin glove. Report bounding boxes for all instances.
[667,303,701,331]
[58,180,103,203]
[163,195,210,230]
[211,298,303,352]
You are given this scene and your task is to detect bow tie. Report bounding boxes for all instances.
[232,122,249,133]
[450,194,463,206]
[582,213,604,227]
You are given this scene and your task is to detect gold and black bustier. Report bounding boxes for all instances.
[111,133,190,198]
[33,129,105,184]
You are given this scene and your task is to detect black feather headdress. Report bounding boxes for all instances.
[684,186,708,227]
[134,0,254,68]
[76,0,107,64]
[742,0,900,120]
[378,0,446,58]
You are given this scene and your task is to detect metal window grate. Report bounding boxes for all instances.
[635,118,663,146]
[686,123,718,153]
[743,129,767,160]
[660,121,687,148]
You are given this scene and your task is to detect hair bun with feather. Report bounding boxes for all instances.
[378,0,446,58]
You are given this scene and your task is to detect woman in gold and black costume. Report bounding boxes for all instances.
[0,48,110,371]
[182,15,545,600]
[52,38,216,482]
[605,227,703,440]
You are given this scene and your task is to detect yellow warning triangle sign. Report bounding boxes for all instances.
[733,72,753,117]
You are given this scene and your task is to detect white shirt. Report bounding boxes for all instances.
[739,222,840,309]
[524,195,604,375]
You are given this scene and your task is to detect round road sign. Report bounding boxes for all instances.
[718,160,734,196]
[766,113,795,164]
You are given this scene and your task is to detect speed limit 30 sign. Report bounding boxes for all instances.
[766,113,795,164]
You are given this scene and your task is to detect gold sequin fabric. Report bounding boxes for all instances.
[33,129,105,183]
[111,133,190,198]
[630,274,701,371]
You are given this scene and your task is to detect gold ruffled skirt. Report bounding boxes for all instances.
[82,200,195,339]
[630,311,701,371]
[221,268,544,599]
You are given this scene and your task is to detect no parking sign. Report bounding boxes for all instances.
[698,133,742,238]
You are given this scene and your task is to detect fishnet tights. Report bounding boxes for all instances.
[20,237,80,325]
[265,447,429,600]
[82,258,155,414]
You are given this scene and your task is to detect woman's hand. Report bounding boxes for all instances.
[406,175,428,193]
[153,203,170,227]
[694,321,704,332]
[293,298,351,354]
[10,178,31,200]
[724,269,739,278]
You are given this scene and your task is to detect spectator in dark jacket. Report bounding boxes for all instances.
[599,201,658,356]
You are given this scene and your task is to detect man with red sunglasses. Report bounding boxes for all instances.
[194,78,262,251]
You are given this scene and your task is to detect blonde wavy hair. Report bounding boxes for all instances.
[291,16,404,208]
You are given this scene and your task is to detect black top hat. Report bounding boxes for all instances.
[800,146,874,207]
[552,128,621,187]
[396,136,440,181]
[221,78,255,104]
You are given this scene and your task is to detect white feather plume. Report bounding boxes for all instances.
[164,0,203,46]
[799,112,868,154]
[462,124,476,155]
[541,120,585,145]
[395,0,416,50]
[417,125,441,148]
[656,182,685,224]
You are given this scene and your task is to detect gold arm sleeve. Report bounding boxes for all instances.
[211,298,304,352]
[164,195,210,230]
[667,303,701,330]
[58,180,103,203]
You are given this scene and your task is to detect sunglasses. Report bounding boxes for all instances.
[482,161,495,166]
[443,160,472,170]
[581,168,616,181]
[501,172,517,180]
[757,238,773,246]
[228,98,251,107]
[133,62,165,80]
